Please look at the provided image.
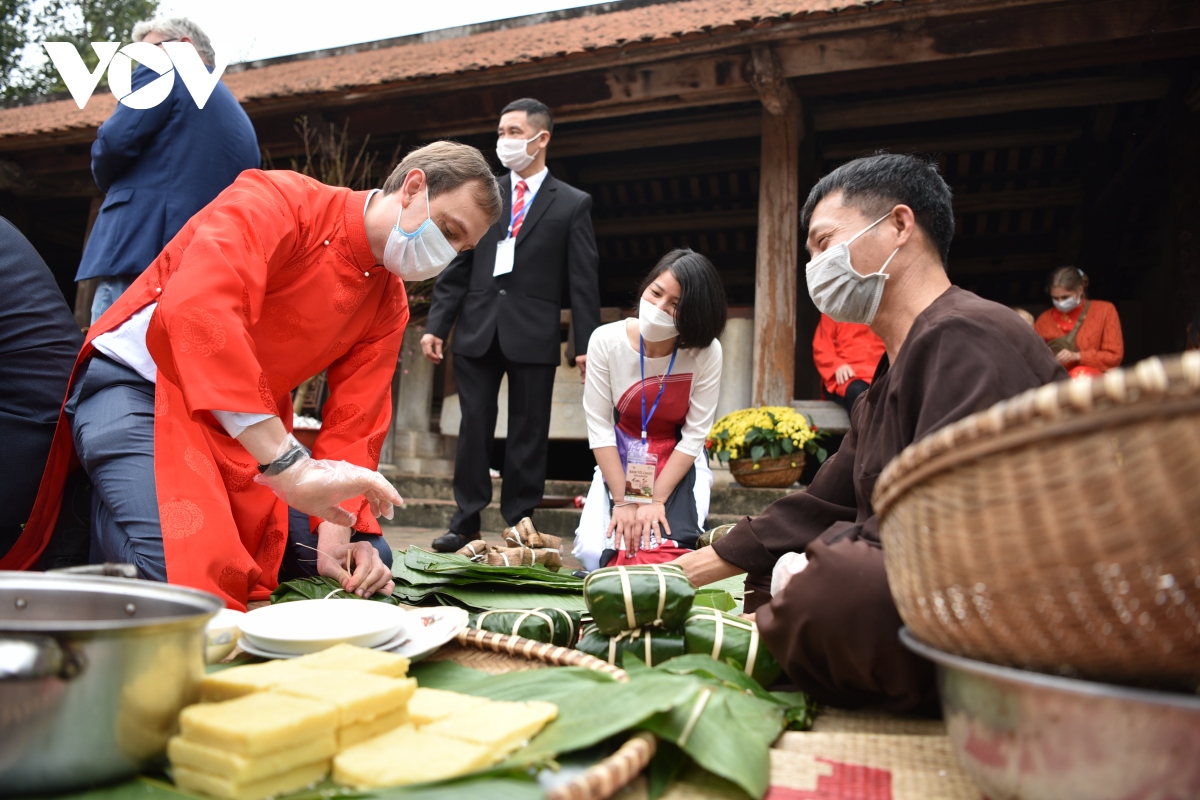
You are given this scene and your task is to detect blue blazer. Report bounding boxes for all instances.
[75,64,261,281]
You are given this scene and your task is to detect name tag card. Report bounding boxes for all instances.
[493,238,515,276]
[623,439,657,504]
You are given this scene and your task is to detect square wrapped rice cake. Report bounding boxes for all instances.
[337,707,410,749]
[173,759,329,800]
[199,661,312,703]
[406,688,488,727]
[291,643,410,678]
[271,670,415,728]
[168,734,336,783]
[333,724,493,789]
[179,692,337,756]
[424,700,557,758]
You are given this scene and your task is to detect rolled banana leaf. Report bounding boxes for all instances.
[576,623,686,668]
[582,564,695,635]
[503,518,563,551]
[683,607,782,687]
[469,607,582,647]
[456,541,497,562]
[485,547,563,571]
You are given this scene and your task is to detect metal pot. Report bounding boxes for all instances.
[901,628,1200,800]
[0,571,222,795]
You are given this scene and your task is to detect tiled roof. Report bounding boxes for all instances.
[0,0,908,142]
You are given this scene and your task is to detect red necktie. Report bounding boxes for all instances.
[510,180,529,238]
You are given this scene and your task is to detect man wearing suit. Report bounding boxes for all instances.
[0,218,83,559]
[78,17,260,323]
[422,98,601,552]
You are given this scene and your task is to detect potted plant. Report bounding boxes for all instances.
[706,406,828,488]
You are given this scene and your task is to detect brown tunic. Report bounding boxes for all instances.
[714,287,1065,711]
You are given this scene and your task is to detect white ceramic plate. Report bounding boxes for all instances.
[385,606,470,662]
[238,600,406,655]
[237,626,409,660]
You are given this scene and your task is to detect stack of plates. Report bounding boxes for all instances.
[237,601,468,662]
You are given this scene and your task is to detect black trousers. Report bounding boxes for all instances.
[828,380,870,414]
[450,334,557,536]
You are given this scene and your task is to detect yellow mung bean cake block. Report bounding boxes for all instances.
[406,687,489,727]
[179,692,337,756]
[173,759,329,800]
[333,724,493,789]
[271,669,415,728]
[199,660,312,702]
[167,733,336,783]
[424,700,558,758]
[337,707,410,749]
[291,643,410,678]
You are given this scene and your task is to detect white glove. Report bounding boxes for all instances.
[253,435,402,527]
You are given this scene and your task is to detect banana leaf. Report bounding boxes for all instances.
[655,655,815,730]
[270,576,401,605]
[576,624,686,667]
[432,585,589,613]
[582,564,695,635]
[404,547,582,589]
[468,607,582,647]
[692,588,736,612]
[683,607,782,687]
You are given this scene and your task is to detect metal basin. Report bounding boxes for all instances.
[901,628,1200,800]
[0,571,221,795]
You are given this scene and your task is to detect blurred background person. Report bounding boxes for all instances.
[1012,307,1036,327]
[812,313,885,413]
[0,218,82,558]
[1187,304,1200,351]
[1034,267,1123,379]
[77,17,260,324]
[423,98,600,553]
[573,250,725,571]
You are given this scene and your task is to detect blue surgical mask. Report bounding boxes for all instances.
[382,186,456,281]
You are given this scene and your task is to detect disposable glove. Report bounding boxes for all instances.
[253,435,402,527]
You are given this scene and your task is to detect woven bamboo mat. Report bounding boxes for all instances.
[426,641,547,673]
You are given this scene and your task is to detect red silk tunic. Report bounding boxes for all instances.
[3,170,408,609]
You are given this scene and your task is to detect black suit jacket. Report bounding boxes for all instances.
[0,217,82,525]
[426,171,601,366]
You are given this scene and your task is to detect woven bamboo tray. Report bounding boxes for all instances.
[438,628,656,800]
[873,352,1200,687]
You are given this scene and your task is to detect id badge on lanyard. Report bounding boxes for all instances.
[624,336,677,505]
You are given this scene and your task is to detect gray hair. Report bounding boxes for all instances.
[131,17,216,65]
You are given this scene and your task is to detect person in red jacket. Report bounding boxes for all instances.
[1033,267,1123,379]
[811,314,886,412]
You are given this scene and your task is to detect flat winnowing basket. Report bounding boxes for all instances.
[873,352,1200,688]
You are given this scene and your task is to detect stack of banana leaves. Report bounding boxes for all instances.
[273,547,739,615]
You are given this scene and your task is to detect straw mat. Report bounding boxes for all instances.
[652,710,979,800]
[427,640,547,673]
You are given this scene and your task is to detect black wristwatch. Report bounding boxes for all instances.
[258,441,310,476]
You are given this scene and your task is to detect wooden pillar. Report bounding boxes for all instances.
[750,45,801,407]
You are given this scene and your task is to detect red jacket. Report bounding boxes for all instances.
[4,171,408,609]
[812,314,886,397]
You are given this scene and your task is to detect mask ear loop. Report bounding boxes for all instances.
[394,183,432,236]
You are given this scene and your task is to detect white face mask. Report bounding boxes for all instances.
[382,186,457,281]
[805,211,900,325]
[1053,295,1081,313]
[496,131,544,172]
[638,297,678,342]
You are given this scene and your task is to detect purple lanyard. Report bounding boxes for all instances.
[639,335,678,441]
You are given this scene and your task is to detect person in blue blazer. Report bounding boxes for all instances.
[77,18,260,323]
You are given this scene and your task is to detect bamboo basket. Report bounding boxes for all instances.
[439,628,656,800]
[873,352,1200,688]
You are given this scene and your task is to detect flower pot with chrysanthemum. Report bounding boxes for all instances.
[706,406,828,489]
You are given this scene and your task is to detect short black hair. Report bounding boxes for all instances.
[802,153,955,265]
[500,98,553,134]
[638,249,727,349]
